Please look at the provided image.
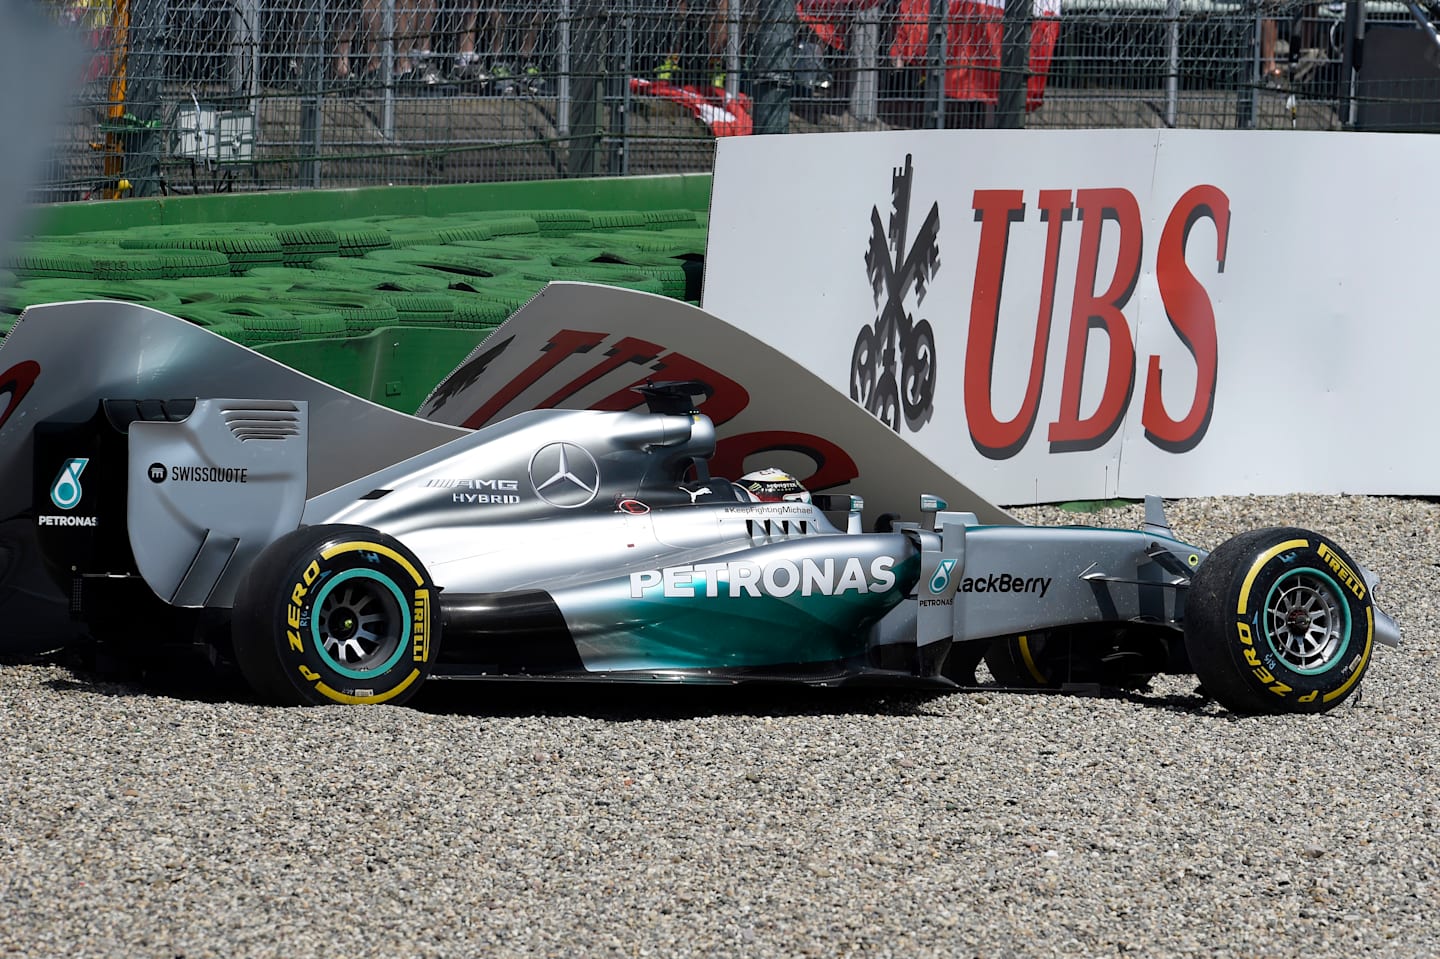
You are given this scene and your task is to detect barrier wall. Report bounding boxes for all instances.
[703,128,1433,503]
[29,173,713,236]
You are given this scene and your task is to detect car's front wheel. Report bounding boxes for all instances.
[1185,527,1374,714]
[231,524,439,706]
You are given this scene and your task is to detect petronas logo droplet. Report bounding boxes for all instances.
[929,558,956,594]
[50,457,89,511]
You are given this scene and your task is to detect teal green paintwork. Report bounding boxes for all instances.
[575,555,921,671]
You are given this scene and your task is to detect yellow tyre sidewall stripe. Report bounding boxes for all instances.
[316,668,423,705]
[1016,634,1048,685]
[321,540,425,587]
[1236,538,1309,616]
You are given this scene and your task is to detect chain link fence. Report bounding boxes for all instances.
[35,0,1440,200]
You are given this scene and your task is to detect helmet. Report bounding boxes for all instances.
[738,467,810,503]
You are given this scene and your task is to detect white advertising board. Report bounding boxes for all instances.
[703,129,1433,503]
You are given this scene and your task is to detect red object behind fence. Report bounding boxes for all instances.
[889,0,1061,110]
[629,78,755,137]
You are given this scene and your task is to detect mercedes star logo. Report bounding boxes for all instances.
[529,442,600,508]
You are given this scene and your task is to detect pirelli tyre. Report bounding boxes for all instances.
[983,633,1064,688]
[1185,527,1374,715]
[231,525,440,707]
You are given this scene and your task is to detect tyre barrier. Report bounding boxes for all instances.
[8,206,709,408]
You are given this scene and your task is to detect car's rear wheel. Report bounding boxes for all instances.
[1185,527,1374,714]
[231,524,439,706]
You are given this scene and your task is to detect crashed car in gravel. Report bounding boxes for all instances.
[0,289,1399,714]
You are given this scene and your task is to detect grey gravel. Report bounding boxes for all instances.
[1,494,1436,958]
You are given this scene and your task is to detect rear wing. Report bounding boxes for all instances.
[0,300,466,523]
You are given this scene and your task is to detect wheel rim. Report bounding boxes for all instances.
[1263,568,1349,673]
[311,568,411,680]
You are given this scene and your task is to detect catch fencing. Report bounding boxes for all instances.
[37,0,1440,201]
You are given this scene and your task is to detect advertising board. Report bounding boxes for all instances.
[703,129,1430,502]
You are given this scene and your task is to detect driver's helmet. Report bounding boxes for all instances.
[738,467,810,503]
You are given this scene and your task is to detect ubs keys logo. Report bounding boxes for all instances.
[854,153,940,434]
[50,457,89,510]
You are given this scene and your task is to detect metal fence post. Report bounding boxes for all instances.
[753,0,795,134]
[928,0,947,128]
[382,0,396,140]
[996,0,1030,128]
[853,3,880,123]
[1237,0,1259,129]
[232,0,260,108]
[1165,0,1180,127]
[567,0,605,176]
[726,0,741,101]
[1339,0,1366,128]
[558,0,571,138]
[299,0,325,189]
[608,0,633,174]
[125,0,165,196]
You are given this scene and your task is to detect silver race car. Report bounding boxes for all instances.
[0,291,1400,713]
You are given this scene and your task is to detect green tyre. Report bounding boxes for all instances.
[231,525,440,707]
[1185,527,1375,715]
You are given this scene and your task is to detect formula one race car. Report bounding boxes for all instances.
[0,290,1399,714]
